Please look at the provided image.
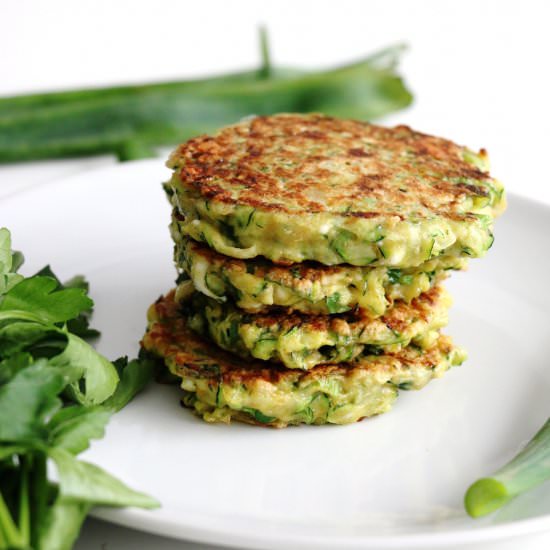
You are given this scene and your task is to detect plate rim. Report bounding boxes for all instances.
[3,160,549,548]
[91,505,550,549]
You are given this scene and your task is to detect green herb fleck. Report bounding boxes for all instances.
[242,408,276,424]
[325,292,350,314]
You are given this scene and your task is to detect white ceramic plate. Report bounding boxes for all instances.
[2,160,549,549]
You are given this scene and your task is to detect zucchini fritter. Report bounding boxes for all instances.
[166,113,505,267]
[142,290,466,427]
[174,235,466,315]
[179,284,451,370]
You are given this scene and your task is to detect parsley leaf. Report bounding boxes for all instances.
[48,406,111,455]
[102,356,155,412]
[49,332,119,406]
[0,228,157,550]
[0,276,92,324]
[0,360,66,443]
[49,447,158,508]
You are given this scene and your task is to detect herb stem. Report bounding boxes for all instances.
[18,456,30,547]
[0,489,22,548]
[30,453,47,549]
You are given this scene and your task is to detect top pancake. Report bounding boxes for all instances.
[167,113,505,267]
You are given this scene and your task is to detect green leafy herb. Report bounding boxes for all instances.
[0,360,67,442]
[465,418,550,517]
[48,448,157,509]
[102,356,155,413]
[0,228,157,550]
[48,407,111,455]
[33,266,99,340]
[49,332,119,406]
[0,276,92,324]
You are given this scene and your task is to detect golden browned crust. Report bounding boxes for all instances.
[168,114,494,221]
[142,290,456,386]
[224,284,445,334]
[187,237,344,281]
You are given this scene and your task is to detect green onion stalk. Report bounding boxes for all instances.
[0,29,412,163]
[465,418,550,517]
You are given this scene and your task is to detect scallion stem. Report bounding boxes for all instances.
[465,418,550,517]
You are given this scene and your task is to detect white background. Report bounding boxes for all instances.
[1,1,549,549]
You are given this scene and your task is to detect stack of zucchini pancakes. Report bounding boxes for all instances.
[142,114,505,427]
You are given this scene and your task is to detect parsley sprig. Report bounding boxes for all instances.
[0,228,158,550]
